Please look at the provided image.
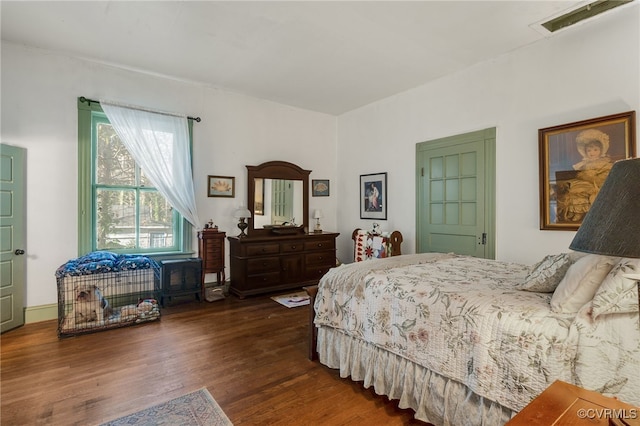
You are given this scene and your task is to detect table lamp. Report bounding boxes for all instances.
[569,157,640,316]
[233,206,252,237]
[313,209,323,233]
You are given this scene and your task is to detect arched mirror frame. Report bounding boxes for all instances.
[246,161,311,237]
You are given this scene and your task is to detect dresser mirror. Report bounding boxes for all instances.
[246,161,310,237]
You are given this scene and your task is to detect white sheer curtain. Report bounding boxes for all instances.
[101,101,201,228]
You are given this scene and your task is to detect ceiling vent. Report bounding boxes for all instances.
[538,0,634,33]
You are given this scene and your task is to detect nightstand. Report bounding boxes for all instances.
[507,380,639,425]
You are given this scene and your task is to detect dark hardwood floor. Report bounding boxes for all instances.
[1,293,428,425]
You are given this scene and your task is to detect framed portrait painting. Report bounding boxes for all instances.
[360,172,387,220]
[207,175,235,198]
[538,111,636,230]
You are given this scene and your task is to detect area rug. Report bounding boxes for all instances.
[101,387,233,426]
[270,290,310,308]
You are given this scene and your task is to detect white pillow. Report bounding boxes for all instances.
[592,258,640,319]
[550,254,618,314]
[518,253,572,292]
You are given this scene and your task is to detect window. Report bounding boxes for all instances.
[78,99,193,256]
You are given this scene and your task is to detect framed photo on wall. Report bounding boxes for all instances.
[207,175,235,198]
[312,179,330,196]
[360,172,387,220]
[538,111,636,230]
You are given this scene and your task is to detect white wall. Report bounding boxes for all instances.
[335,6,639,264]
[1,42,338,308]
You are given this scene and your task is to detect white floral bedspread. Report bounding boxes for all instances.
[314,254,588,412]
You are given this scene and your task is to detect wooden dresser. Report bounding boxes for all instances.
[197,229,226,291]
[227,232,339,298]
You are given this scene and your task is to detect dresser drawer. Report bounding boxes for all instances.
[246,272,281,287]
[306,251,334,266]
[204,239,223,268]
[281,242,304,253]
[304,239,335,251]
[305,265,332,281]
[247,257,280,274]
[246,243,280,256]
[204,238,222,252]
[204,257,223,270]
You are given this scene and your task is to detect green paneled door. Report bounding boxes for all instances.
[0,144,26,332]
[416,128,495,258]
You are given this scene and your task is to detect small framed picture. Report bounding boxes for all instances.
[207,175,235,198]
[360,172,387,220]
[312,179,330,197]
[538,111,635,230]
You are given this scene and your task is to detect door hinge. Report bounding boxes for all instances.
[481,233,487,245]
[421,167,424,177]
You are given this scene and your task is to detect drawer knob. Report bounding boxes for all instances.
[318,243,323,247]
[291,245,296,249]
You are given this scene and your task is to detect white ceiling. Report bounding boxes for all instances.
[2,1,611,115]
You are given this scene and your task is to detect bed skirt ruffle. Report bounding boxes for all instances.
[317,326,516,426]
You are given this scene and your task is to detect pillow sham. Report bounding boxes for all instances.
[550,254,618,314]
[517,253,572,293]
[591,258,640,319]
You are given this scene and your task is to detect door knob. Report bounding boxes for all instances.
[14,249,25,255]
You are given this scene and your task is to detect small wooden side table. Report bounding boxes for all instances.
[507,380,639,425]
[197,229,226,298]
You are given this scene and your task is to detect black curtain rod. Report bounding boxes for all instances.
[79,96,201,122]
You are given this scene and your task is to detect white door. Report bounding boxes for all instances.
[1,144,26,332]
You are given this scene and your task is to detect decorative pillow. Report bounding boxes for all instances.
[517,253,572,292]
[354,230,392,261]
[550,254,618,314]
[591,258,640,319]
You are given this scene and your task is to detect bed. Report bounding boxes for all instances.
[311,251,640,425]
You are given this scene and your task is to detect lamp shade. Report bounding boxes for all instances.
[313,209,323,219]
[233,207,252,219]
[569,158,640,258]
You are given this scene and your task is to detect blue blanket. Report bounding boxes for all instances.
[55,251,160,278]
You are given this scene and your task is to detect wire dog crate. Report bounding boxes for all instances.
[56,252,161,337]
